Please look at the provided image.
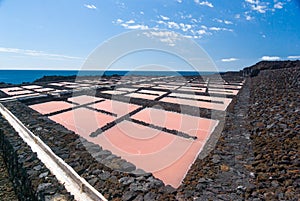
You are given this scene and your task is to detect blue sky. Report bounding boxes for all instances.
[0,0,299,72]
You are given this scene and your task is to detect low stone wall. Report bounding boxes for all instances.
[0,116,74,201]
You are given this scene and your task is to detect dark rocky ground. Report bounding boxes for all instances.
[0,116,74,201]
[0,152,18,200]
[0,65,299,200]
[247,67,299,200]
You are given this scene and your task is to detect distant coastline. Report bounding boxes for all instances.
[0,70,220,84]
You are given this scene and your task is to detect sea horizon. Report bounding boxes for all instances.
[0,69,222,84]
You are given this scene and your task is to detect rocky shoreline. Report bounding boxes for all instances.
[0,63,299,200]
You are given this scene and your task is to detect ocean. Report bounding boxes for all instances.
[0,70,218,84]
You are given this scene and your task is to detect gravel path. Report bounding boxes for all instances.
[0,152,18,201]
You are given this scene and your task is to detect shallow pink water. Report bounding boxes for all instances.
[101,90,126,95]
[4,90,34,96]
[138,89,167,96]
[27,93,222,188]
[49,107,115,139]
[11,93,41,99]
[125,93,159,100]
[208,88,239,95]
[30,101,74,115]
[0,87,23,94]
[115,87,137,92]
[48,82,66,87]
[177,86,206,93]
[34,88,55,93]
[91,100,140,117]
[22,85,42,89]
[91,120,213,188]
[64,85,80,89]
[152,85,178,90]
[209,84,242,89]
[161,96,230,111]
[68,95,103,105]
[132,108,218,139]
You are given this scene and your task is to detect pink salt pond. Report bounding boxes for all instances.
[64,85,80,89]
[131,107,218,139]
[0,87,23,94]
[0,87,35,96]
[68,95,102,105]
[160,96,231,111]
[125,93,159,100]
[114,87,137,92]
[5,93,41,99]
[209,84,242,89]
[152,84,178,90]
[1,88,34,96]
[162,93,232,111]
[48,82,66,87]
[177,86,206,93]
[34,88,55,93]
[101,90,126,95]
[138,89,167,96]
[22,85,42,89]
[209,88,239,95]
[49,107,115,139]
[91,100,140,117]
[29,101,74,115]
[91,120,217,188]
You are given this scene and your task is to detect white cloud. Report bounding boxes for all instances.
[214,18,233,25]
[167,21,180,29]
[0,47,82,60]
[251,4,267,13]
[201,25,208,29]
[245,15,254,20]
[126,19,135,24]
[287,56,300,59]
[157,20,165,24]
[194,0,214,8]
[235,14,241,19]
[143,31,181,46]
[245,0,257,4]
[274,2,283,9]
[244,0,266,13]
[84,4,97,10]
[209,27,221,31]
[179,23,192,32]
[244,0,285,15]
[224,20,233,25]
[140,11,144,15]
[121,23,149,30]
[221,58,238,62]
[209,27,233,32]
[116,19,123,24]
[214,18,223,23]
[261,56,281,61]
[191,18,198,23]
[160,15,170,20]
[177,0,183,3]
[197,29,207,35]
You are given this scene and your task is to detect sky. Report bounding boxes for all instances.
[0,0,299,72]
